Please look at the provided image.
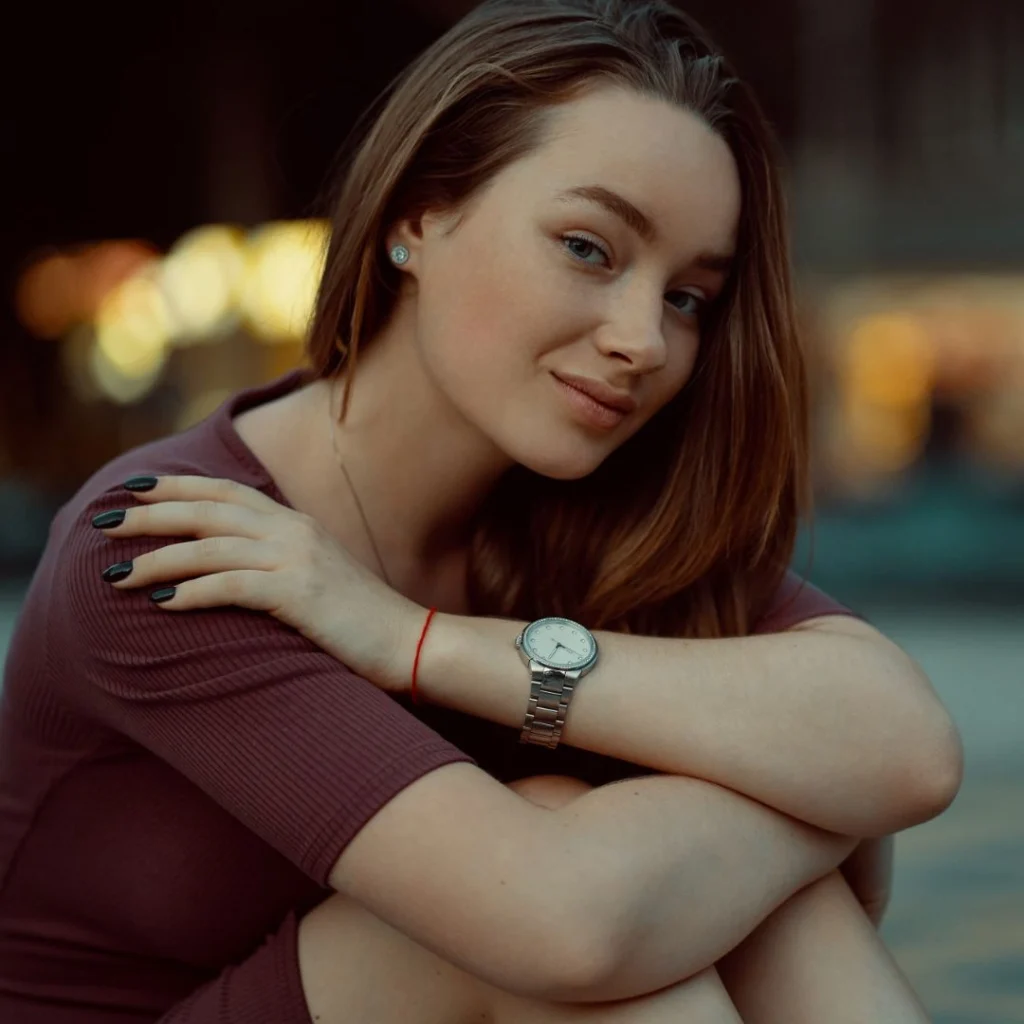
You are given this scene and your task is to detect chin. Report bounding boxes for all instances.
[514,441,610,481]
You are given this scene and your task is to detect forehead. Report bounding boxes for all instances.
[518,85,741,253]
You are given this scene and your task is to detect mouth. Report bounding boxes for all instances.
[552,372,638,414]
[551,373,634,430]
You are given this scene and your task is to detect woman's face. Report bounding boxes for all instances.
[393,83,742,480]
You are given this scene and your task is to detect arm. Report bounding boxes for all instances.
[417,612,963,837]
[101,477,961,838]
[91,479,898,999]
[330,761,858,1004]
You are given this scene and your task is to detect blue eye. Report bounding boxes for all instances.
[562,233,610,265]
[562,234,707,319]
[668,292,706,318]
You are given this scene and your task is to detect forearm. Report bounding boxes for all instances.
[417,612,962,836]
[553,771,858,1002]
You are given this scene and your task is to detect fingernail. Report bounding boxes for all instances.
[92,510,126,529]
[150,587,176,604]
[124,475,158,492]
[101,560,133,583]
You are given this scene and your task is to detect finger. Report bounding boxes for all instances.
[92,500,269,540]
[103,536,276,590]
[119,474,287,516]
[146,570,279,614]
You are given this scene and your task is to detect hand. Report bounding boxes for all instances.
[840,835,895,929]
[94,475,426,692]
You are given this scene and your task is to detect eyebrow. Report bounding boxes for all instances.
[554,184,735,274]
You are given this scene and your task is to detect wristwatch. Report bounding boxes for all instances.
[515,616,599,749]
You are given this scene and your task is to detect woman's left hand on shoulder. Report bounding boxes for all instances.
[92,474,424,692]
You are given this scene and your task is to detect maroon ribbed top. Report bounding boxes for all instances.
[0,370,857,1022]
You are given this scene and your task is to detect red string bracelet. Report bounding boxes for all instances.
[411,607,438,706]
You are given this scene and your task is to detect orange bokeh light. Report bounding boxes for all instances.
[15,240,159,339]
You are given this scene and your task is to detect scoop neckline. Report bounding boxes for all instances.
[211,367,315,509]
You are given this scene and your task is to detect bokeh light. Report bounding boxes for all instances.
[89,269,172,404]
[239,220,329,343]
[845,313,936,409]
[15,241,158,340]
[159,225,246,345]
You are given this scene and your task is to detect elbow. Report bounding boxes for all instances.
[482,872,620,1002]
[524,916,621,1003]
[887,706,965,832]
[914,712,965,820]
[862,649,964,834]
[520,863,631,1003]
[464,914,614,1003]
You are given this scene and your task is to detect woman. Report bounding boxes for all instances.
[0,0,962,1021]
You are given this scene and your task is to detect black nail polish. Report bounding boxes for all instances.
[92,510,126,529]
[150,587,176,604]
[101,560,133,583]
[124,475,158,492]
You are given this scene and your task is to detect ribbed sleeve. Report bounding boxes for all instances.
[53,488,475,886]
[752,570,863,634]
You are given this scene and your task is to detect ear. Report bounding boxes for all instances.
[385,209,435,275]
[386,216,424,261]
[386,207,461,272]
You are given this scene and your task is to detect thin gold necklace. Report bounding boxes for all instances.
[326,378,393,587]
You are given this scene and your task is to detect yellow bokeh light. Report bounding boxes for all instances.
[240,220,329,343]
[844,314,936,409]
[160,225,246,344]
[88,340,165,405]
[90,271,171,403]
[842,393,931,474]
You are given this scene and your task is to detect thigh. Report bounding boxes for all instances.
[297,887,492,1024]
[487,965,743,1024]
[718,870,931,1024]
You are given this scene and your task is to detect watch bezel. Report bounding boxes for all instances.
[518,616,599,672]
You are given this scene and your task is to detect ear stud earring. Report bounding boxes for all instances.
[389,245,410,266]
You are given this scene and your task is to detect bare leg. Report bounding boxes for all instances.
[299,892,743,1024]
[486,964,742,1023]
[298,774,743,1024]
[717,870,932,1023]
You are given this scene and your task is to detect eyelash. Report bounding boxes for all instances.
[560,233,707,318]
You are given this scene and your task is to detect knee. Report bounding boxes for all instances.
[506,774,595,810]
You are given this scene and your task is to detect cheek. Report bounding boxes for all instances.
[418,241,571,386]
[416,289,532,429]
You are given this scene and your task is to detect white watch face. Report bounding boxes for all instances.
[523,618,597,670]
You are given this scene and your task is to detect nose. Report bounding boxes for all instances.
[593,287,668,374]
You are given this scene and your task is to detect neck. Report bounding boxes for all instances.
[287,310,514,587]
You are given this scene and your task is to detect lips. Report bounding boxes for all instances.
[551,373,638,414]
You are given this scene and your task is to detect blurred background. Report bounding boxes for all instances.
[1,0,1021,1019]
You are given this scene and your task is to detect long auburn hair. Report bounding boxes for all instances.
[306,0,811,639]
